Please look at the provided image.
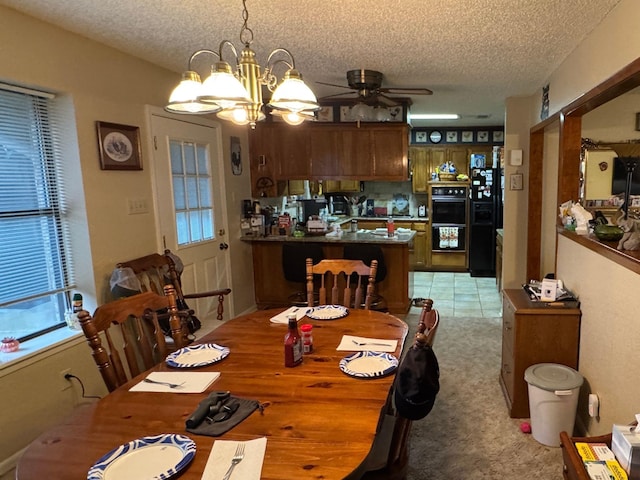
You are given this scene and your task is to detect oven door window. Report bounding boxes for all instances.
[432,225,466,251]
[431,199,467,225]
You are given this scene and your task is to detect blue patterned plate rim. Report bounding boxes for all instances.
[87,433,196,480]
[165,343,230,368]
[339,351,398,378]
[307,304,349,320]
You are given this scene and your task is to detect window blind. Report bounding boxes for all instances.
[0,85,75,341]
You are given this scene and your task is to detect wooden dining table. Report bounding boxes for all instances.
[17,307,408,480]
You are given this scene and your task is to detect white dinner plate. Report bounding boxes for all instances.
[339,351,398,378]
[87,433,195,480]
[307,305,349,320]
[165,343,230,368]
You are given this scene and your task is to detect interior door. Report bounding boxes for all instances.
[150,112,232,324]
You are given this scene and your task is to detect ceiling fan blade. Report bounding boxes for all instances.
[316,81,354,90]
[379,87,433,95]
[319,92,359,100]
[375,93,400,107]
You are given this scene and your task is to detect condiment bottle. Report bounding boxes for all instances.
[300,324,314,353]
[387,217,395,237]
[284,315,303,367]
[72,293,83,313]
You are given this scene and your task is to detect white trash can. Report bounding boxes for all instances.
[524,363,583,447]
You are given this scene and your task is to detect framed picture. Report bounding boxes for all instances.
[96,121,142,170]
[415,131,427,143]
[317,106,334,122]
[477,131,489,142]
[461,131,473,143]
[636,112,640,131]
[446,131,458,142]
[340,106,351,122]
[230,136,242,175]
[492,131,504,142]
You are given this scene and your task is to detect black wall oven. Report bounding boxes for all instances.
[431,186,468,252]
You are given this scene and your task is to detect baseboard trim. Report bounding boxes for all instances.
[0,447,24,476]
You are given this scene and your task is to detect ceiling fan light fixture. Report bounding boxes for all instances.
[350,102,371,121]
[166,71,222,114]
[410,113,460,120]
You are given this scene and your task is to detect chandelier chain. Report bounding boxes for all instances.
[239,0,254,46]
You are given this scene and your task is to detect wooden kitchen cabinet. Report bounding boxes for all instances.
[410,146,474,192]
[500,289,581,418]
[410,147,429,193]
[412,221,429,270]
[324,180,360,193]
[371,125,409,180]
[250,123,409,194]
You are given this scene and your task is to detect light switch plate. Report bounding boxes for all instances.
[510,149,523,166]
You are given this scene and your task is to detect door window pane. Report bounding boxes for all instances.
[168,139,215,245]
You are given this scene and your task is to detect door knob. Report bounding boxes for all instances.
[219,242,229,250]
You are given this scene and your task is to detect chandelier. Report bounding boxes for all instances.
[165,0,320,128]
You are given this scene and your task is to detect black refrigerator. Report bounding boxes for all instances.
[468,163,503,277]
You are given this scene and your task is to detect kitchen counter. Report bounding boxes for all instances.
[241,229,416,244]
[244,231,414,313]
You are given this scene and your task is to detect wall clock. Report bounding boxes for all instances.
[429,130,442,143]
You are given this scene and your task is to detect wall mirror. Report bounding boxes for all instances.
[579,85,640,213]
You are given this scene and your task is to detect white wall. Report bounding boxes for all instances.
[0,5,254,470]
[503,0,640,435]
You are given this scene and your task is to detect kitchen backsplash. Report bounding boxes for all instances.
[258,181,428,218]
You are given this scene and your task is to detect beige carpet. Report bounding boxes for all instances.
[402,312,564,479]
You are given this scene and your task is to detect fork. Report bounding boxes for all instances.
[143,378,185,389]
[222,442,245,480]
[352,339,393,347]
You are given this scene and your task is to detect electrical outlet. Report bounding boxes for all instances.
[60,368,72,391]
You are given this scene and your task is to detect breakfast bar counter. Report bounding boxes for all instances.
[242,232,415,313]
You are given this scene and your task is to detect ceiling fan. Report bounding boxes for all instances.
[317,69,433,107]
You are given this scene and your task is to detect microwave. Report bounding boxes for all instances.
[298,199,327,224]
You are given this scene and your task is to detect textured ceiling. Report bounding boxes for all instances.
[0,0,622,127]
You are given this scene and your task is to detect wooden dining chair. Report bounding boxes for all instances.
[114,249,231,325]
[305,258,378,309]
[78,285,186,393]
[362,299,440,480]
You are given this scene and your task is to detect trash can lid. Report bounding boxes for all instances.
[524,363,583,391]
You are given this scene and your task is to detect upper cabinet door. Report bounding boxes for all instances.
[277,125,311,179]
[339,128,372,178]
[310,127,339,177]
[372,125,409,180]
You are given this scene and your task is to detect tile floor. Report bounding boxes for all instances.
[410,271,503,317]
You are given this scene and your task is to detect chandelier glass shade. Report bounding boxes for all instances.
[165,1,319,127]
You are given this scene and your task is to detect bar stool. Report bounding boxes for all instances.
[343,244,388,311]
[282,243,324,306]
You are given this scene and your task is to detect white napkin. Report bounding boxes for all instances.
[128,371,220,393]
[269,306,310,324]
[337,335,398,352]
[202,437,267,480]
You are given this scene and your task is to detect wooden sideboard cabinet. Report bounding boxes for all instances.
[500,289,581,418]
[560,431,613,480]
